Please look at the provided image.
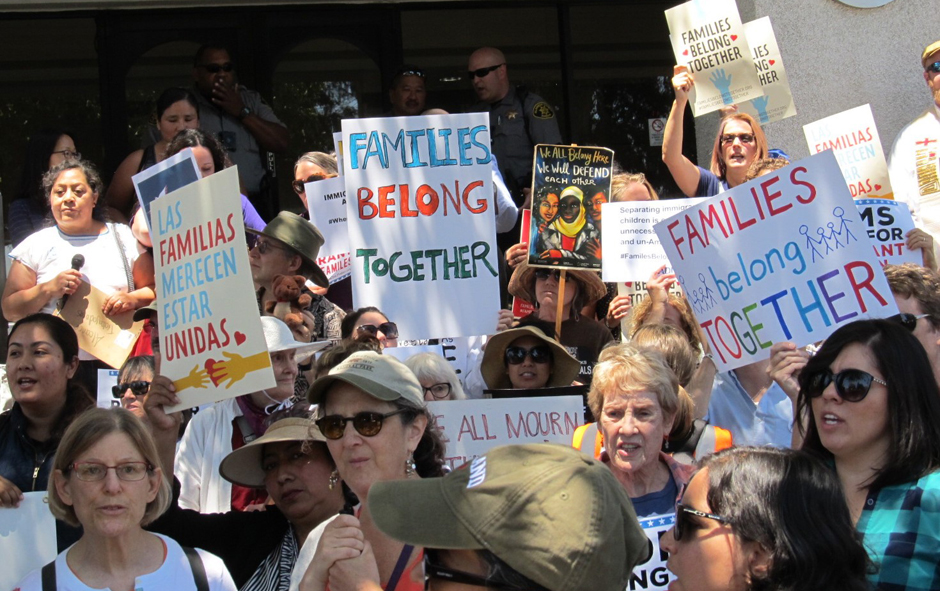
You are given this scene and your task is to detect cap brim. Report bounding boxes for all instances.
[306,372,403,405]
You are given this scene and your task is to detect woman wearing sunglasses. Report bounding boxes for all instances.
[341,307,399,349]
[291,351,446,591]
[404,353,468,401]
[662,65,768,197]
[113,354,154,418]
[661,447,872,591]
[478,326,579,391]
[797,319,940,591]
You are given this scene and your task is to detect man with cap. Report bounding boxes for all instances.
[367,443,649,591]
[248,211,345,342]
[888,40,940,247]
[387,64,427,117]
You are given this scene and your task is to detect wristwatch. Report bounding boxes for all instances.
[238,106,253,120]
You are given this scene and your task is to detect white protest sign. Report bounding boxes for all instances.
[654,151,898,372]
[306,176,351,283]
[803,104,894,200]
[737,17,796,125]
[96,368,121,409]
[132,147,201,231]
[427,396,583,470]
[665,0,763,116]
[343,114,500,340]
[629,513,676,591]
[382,337,471,380]
[332,131,344,177]
[856,199,920,267]
[152,167,275,412]
[601,198,707,282]
[0,492,57,591]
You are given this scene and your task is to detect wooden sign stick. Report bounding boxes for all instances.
[554,270,567,341]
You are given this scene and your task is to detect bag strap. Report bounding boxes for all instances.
[183,546,210,591]
[385,544,414,591]
[41,560,56,591]
[235,414,257,443]
[110,223,135,291]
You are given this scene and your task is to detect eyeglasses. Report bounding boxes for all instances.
[423,383,452,400]
[68,461,152,482]
[315,409,408,440]
[198,62,234,74]
[423,553,524,591]
[673,503,728,542]
[111,380,150,399]
[292,174,328,195]
[504,345,553,365]
[356,322,399,339]
[889,312,931,332]
[534,269,562,282]
[926,62,940,74]
[467,63,504,80]
[804,368,887,402]
[52,149,81,160]
[250,238,291,255]
[720,133,755,145]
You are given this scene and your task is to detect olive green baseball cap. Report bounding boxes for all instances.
[369,443,649,591]
[246,211,330,288]
[306,351,425,408]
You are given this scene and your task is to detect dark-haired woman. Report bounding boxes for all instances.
[341,307,398,349]
[0,313,94,551]
[798,319,940,591]
[107,87,201,217]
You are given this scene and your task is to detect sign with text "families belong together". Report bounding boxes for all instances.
[342,113,500,341]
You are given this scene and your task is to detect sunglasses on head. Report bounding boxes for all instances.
[534,269,562,282]
[467,63,504,80]
[720,133,755,145]
[926,61,940,74]
[199,62,234,74]
[292,174,328,195]
[504,345,552,365]
[673,503,728,542]
[889,312,930,332]
[315,409,407,440]
[805,368,887,402]
[356,322,399,339]
[112,380,150,399]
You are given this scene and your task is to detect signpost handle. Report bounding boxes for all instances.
[555,270,566,341]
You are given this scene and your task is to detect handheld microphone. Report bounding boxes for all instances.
[59,254,85,310]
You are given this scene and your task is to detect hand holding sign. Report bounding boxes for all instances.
[0,474,23,508]
[672,65,695,100]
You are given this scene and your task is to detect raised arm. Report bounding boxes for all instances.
[662,65,702,197]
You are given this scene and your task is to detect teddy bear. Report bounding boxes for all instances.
[264,274,312,330]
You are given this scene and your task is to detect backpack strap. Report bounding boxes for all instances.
[41,560,56,591]
[235,414,257,443]
[183,546,209,591]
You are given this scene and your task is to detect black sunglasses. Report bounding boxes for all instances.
[534,269,562,282]
[316,409,407,440]
[926,61,940,74]
[292,174,328,195]
[673,503,728,542]
[423,552,524,591]
[112,380,150,399]
[720,133,755,145]
[504,345,552,365]
[198,62,234,74]
[889,312,930,332]
[467,63,504,80]
[356,322,399,339]
[805,368,887,402]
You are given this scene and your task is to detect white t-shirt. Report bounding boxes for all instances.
[14,533,235,591]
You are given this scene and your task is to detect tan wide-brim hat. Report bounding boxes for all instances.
[219,418,327,488]
[246,211,330,288]
[922,39,940,68]
[480,326,580,390]
[508,260,606,307]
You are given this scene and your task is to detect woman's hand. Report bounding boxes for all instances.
[0,475,24,508]
[907,228,938,271]
[645,265,676,304]
[327,541,382,591]
[144,375,183,434]
[45,268,83,301]
[672,65,694,103]
[767,342,810,402]
[300,515,370,591]
[506,242,528,269]
[102,292,138,316]
[606,295,632,329]
[495,309,514,332]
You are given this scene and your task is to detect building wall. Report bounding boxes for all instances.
[695,0,937,166]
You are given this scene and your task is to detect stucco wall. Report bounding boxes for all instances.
[695,0,937,167]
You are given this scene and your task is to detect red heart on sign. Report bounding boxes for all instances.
[234,331,246,346]
[875,184,882,191]
[205,358,223,386]
[731,35,738,41]
[931,153,937,159]
[682,49,689,56]
[768,59,775,65]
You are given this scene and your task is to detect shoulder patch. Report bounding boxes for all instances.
[532,101,555,120]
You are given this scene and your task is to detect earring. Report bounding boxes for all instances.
[328,470,339,491]
[662,434,671,453]
[405,453,417,477]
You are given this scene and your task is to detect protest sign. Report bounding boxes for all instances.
[512,209,536,317]
[132,148,201,230]
[0,492,57,591]
[306,176,351,283]
[629,514,676,591]
[856,199,920,267]
[528,145,613,270]
[427,396,583,470]
[804,104,894,200]
[382,337,471,381]
[665,0,763,116]
[601,198,707,282]
[342,113,500,340]
[332,131,344,176]
[152,167,275,412]
[654,151,898,372]
[737,17,796,125]
[97,369,121,409]
[56,281,144,369]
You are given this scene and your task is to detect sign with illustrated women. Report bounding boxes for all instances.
[527,145,614,271]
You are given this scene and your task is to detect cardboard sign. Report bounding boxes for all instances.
[343,113,500,340]
[856,199,920,267]
[306,176,352,283]
[665,0,763,116]
[629,513,676,591]
[737,17,796,125]
[804,104,894,200]
[97,369,121,409]
[56,281,144,369]
[601,198,708,282]
[152,167,275,412]
[132,148,201,231]
[512,209,536,317]
[427,396,583,470]
[528,145,613,270]
[0,492,58,591]
[653,151,898,372]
